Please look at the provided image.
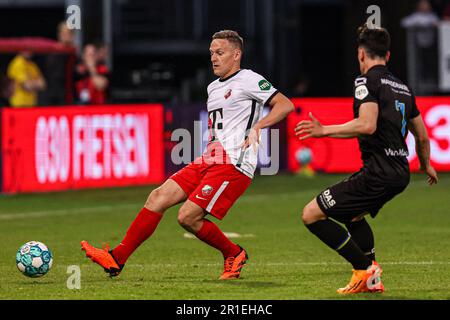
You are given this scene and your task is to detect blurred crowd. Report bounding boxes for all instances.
[0,21,110,108]
[400,0,450,49]
[292,0,450,98]
[400,0,450,88]
[0,0,449,107]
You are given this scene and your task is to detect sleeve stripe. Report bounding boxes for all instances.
[265,90,280,106]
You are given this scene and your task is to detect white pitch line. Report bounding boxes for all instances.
[0,188,318,221]
[0,203,138,221]
[121,261,450,268]
[183,232,256,239]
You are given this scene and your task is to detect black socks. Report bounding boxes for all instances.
[305,219,372,270]
[346,218,375,261]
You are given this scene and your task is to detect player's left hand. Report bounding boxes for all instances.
[242,126,261,154]
[294,112,325,140]
[422,165,438,185]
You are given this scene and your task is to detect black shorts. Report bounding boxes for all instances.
[316,171,407,224]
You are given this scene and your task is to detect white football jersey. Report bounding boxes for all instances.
[205,69,278,178]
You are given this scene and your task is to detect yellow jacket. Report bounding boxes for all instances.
[7,55,44,107]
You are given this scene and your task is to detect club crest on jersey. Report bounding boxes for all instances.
[224,89,232,99]
[355,85,369,100]
[202,185,214,196]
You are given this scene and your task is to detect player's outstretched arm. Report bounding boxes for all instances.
[242,92,294,150]
[408,115,438,185]
[295,102,378,140]
[257,92,294,129]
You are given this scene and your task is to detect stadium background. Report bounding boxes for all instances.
[1,0,450,193]
[0,0,450,301]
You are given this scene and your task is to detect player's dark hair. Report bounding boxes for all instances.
[357,24,390,59]
[212,30,244,51]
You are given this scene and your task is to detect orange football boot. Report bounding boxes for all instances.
[337,261,385,294]
[81,241,123,277]
[219,246,248,280]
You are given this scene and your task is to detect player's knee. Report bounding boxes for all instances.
[177,208,194,229]
[145,187,168,212]
[301,202,324,225]
[178,207,204,233]
[301,205,313,225]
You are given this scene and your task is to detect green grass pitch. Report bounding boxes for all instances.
[0,173,449,300]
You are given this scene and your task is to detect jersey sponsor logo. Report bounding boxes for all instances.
[380,78,409,92]
[354,77,367,86]
[384,148,408,157]
[202,184,214,196]
[258,79,272,91]
[208,108,223,142]
[224,89,232,99]
[322,189,336,208]
[391,87,411,96]
[355,85,369,100]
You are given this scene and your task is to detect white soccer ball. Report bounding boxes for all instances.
[295,147,313,165]
[16,241,53,278]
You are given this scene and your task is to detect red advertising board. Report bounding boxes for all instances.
[1,104,164,193]
[287,97,450,173]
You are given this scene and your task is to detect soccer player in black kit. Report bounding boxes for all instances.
[295,24,439,294]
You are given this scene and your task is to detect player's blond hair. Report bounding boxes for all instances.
[212,30,244,52]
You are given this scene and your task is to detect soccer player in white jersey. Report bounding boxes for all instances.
[81,30,294,280]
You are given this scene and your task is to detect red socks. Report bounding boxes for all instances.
[195,219,241,258]
[112,209,239,264]
[112,207,163,265]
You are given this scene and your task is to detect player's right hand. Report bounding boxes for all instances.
[294,112,325,140]
[242,126,261,154]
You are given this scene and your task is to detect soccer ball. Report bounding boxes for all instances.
[16,241,53,278]
[295,147,313,165]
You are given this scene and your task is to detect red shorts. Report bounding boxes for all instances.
[170,159,252,220]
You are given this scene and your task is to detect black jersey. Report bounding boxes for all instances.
[352,65,420,186]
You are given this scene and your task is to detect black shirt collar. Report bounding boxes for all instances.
[366,64,387,74]
[219,69,242,82]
